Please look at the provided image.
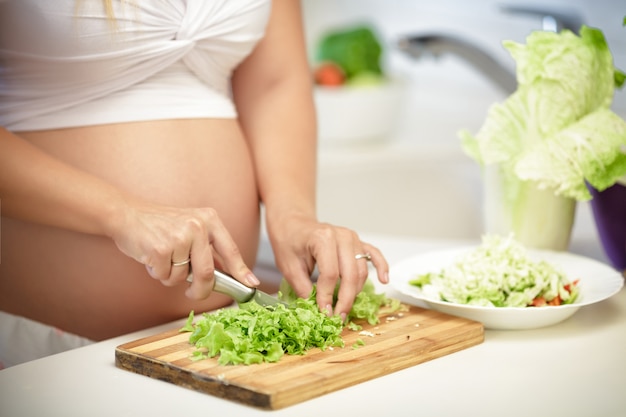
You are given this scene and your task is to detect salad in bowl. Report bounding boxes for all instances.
[409,234,579,308]
[391,234,623,330]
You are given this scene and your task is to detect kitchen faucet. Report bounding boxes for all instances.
[396,4,585,94]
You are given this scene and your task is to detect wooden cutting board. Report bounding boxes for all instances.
[115,304,484,410]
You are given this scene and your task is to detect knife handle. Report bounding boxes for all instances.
[186,269,255,304]
[213,270,256,303]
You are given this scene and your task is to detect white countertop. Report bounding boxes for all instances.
[1,234,624,417]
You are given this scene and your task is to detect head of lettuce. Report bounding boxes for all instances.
[460,25,626,250]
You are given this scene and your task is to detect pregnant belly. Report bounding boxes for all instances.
[0,119,261,340]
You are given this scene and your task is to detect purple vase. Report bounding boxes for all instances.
[588,182,626,273]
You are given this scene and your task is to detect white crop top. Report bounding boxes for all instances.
[0,0,271,131]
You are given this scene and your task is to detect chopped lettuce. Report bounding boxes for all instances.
[182,298,344,366]
[346,280,400,325]
[279,278,399,326]
[181,279,397,365]
[460,26,626,202]
[409,234,579,308]
[352,339,366,349]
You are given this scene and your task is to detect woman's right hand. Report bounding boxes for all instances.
[109,200,259,300]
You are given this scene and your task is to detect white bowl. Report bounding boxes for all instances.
[314,78,404,146]
[390,247,624,330]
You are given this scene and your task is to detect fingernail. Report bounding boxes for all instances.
[340,312,347,323]
[325,304,333,316]
[382,271,390,283]
[145,265,157,279]
[246,273,260,286]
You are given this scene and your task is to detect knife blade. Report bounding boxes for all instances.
[186,268,284,307]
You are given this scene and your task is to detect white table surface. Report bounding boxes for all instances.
[1,234,625,417]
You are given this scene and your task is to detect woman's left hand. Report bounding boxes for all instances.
[268,215,389,321]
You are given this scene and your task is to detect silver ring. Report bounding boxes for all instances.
[171,258,191,267]
[355,252,372,261]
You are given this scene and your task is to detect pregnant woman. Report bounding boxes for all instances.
[0,0,389,367]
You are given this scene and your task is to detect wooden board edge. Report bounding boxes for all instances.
[114,347,275,410]
[116,328,183,350]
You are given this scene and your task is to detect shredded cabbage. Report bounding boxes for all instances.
[409,235,579,308]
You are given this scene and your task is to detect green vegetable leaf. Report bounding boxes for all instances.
[409,272,433,288]
[460,25,626,202]
[352,339,366,349]
[615,68,626,88]
[180,311,195,333]
[346,280,390,325]
[515,108,626,199]
[316,25,383,80]
[182,278,397,365]
[182,300,343,366]
[347,321,362,331]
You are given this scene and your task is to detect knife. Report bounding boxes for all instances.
[186,269,284,307]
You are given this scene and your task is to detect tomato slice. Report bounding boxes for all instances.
[547,295,562,306]
[531,297,547,307]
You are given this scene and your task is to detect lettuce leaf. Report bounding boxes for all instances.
[460,25,626,202]
[515,108,626,199]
